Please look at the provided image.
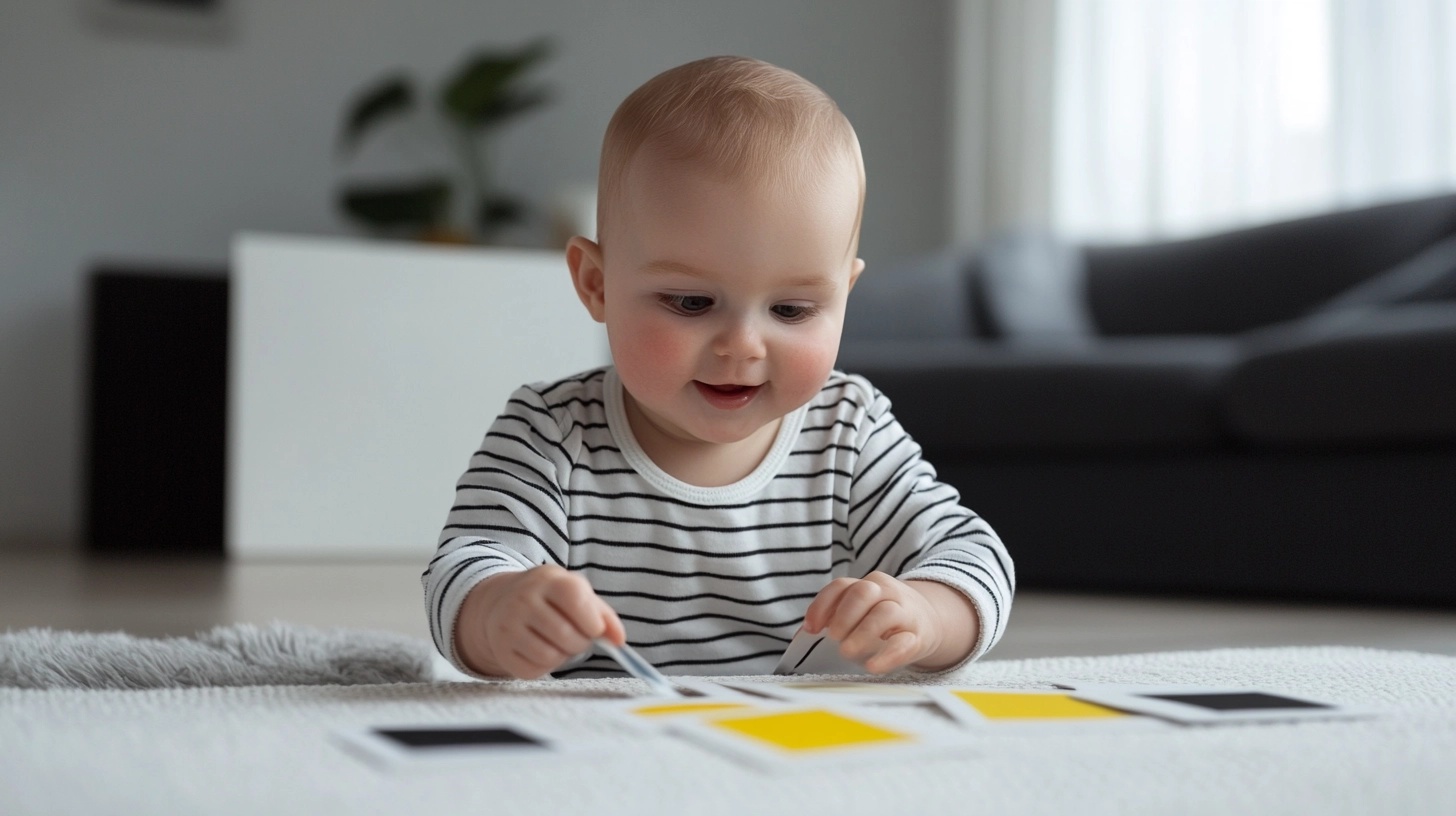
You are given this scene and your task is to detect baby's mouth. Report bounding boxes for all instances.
[694,381,762,409]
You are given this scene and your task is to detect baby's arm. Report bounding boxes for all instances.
[422,380,615,679]
[801,572,979,674]
[822,378,1014,674]
[455,565,625,679]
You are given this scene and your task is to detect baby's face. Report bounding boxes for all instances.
[601,152,864,450]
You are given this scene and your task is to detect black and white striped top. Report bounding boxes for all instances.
[423,367,1014,677]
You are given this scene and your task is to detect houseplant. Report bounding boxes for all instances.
[335,38,552,243]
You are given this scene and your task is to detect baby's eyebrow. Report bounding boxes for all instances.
[643,260,836,290]
[642,260,711,278]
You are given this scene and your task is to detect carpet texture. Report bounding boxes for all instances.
[0,623,434,689]
[2,645,1453,815]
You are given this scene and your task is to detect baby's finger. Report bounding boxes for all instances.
[597,600,627,646]
[864,630,920,675]
[505,646,558,680]
[543,574,611,642]
[528,606,593,658]
[802,577,856,633]
[825,580,887,643]
[523,624,574,663]
[838,599,905,661]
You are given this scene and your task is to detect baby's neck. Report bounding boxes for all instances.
[624,398,781,488]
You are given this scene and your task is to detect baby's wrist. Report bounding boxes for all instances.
[904,579,977,672]
[453,573,516,677]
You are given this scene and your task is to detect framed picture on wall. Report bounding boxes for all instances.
[86,0,233,42]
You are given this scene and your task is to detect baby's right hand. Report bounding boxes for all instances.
[458,565,625,679]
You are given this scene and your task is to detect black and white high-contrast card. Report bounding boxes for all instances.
[772,629,868,676]
[335,722,591,770]
[1063,685,1375,725]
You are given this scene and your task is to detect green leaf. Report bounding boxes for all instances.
[337,178,452,230]
[469,87,551,128]
[440,37,552,127]
[477,193,526,231]
[338,74,416,155]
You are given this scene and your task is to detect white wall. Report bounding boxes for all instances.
[0,0,954,552]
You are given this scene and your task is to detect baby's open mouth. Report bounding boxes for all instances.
[694,380,762,408]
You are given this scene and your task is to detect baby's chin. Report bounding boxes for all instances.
[669,418,771,445]
[673,409,782,447]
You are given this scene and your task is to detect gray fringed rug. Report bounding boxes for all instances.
[0,622,435,689]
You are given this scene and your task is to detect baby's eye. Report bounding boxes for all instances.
[658,294,714,315]
[771,303,820,323]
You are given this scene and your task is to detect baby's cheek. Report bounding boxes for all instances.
[613,318,691,391]
[778,330,841,399]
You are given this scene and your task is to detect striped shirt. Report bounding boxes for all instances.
[423,367,1014,677]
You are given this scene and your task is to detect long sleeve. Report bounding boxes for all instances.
[421,379,580,673]
[844,383,1015,668]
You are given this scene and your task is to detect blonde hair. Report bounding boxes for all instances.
[596,56,864,250]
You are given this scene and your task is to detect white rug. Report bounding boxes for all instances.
[3,645,1452,816]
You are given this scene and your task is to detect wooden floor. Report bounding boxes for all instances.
[4,553,1456,661]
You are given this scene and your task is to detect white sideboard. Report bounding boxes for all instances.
[227,232,608,560]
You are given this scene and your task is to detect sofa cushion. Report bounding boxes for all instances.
[837,337,1236,452]
[976,230,1096,344]
[843,248,975,341]
[1225,303,1456,445]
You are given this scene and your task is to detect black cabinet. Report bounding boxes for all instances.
[85,269,229,556]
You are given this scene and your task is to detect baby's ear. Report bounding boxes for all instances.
[847,258,866,292]
[566,236,607,323]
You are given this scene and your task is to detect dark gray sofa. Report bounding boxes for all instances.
[838,193,1456,606]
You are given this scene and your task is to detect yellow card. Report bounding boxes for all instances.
[949,691,1128,720]
[929,688,1164,732]
[671,705,964,771]
[628,701,757,719]
[708,709,912,752]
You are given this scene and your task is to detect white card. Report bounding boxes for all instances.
[745,680,932,707]
[1066,685,1377,725]
[772,629,868,676]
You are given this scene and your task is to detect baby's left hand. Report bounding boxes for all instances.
[801,571,943,675]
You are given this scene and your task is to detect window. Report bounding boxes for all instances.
[1051,0,1456,241]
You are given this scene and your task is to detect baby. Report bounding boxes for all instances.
[424,56,1014,680]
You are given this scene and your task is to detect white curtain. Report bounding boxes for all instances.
[950,0,1058,245]
[1050,0,1456,242]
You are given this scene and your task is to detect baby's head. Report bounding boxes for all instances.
[594,55,864,253]
[567,56,866,462]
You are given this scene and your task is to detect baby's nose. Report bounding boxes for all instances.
[713,315,767,361]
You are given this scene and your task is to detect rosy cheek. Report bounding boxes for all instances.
[612,314,691,391]
[776,328,840,398]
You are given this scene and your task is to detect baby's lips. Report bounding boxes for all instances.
[697,381,760,393]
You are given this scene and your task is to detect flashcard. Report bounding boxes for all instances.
[751,680,932,707]
[670,705,969,772]
[1066,685,1375,725]
[772,629,867,676]
[928,688,1166,732]
[606,698,768,734]
[334,722,592,771]
[666,679,761,700]
[604,681,774,733]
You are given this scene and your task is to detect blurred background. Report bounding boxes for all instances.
[3,0,955,553]
[3,0,1455,652]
